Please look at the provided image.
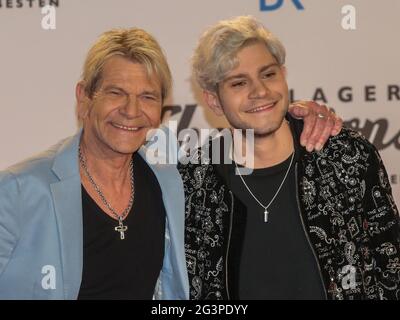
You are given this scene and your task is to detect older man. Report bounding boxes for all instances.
[0,28,188,299]
[0,27,340,299]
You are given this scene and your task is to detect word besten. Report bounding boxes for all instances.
[0,0,59,8]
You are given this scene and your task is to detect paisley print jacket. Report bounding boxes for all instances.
[179,119,400,300]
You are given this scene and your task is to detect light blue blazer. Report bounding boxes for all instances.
[0,129,189,299]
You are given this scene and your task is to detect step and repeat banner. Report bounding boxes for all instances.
[0,0,399,204]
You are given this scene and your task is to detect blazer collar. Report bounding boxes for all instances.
[50,127,189,299]
[50,129,83,299]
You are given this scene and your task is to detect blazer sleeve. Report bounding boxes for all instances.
[363,144,400,300]
[0,171,22,277]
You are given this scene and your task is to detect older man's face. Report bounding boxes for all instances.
[81,56,162,155]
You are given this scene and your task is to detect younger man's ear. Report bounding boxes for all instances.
[76,81,90,121]
[203,90,224,116]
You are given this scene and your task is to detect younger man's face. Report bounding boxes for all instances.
[210,41,289,137]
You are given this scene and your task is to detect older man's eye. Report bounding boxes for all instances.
[110,90,123,95]
[142,94,160,101]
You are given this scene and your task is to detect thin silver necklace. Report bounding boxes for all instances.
[234,151,295,223]
[79,146,134,240]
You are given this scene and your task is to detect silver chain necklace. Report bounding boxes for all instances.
[79,146,134,240]
[234,151,295,223]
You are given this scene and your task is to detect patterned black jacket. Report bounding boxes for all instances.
[179,118,400,300]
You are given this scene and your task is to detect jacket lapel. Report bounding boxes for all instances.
[50,130,83,300]
[47,127,189,299]
[139,126,189,299]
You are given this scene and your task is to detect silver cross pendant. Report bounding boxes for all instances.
[264,208,269,223]
[115,218,128,240]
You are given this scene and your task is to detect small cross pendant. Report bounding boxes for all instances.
[115,218,128,240]
[264,209,269,223]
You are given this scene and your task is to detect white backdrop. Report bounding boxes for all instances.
[0,0,399,205]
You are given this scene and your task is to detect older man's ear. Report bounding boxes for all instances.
[76,81,90,122]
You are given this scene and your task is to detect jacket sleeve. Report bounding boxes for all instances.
[363,144,400,300]
[0,171,21,278]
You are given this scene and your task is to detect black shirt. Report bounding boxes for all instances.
[228,153,326,300]
[78,152,166,300]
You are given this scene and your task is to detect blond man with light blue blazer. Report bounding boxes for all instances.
[0,28,189,299]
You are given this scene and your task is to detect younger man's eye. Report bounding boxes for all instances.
[263,72,276,78]
[231,81,246,87]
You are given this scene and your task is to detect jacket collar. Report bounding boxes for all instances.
[211,114,307,182]
[139,125,189,299]
[286,113,307,162]
[50,129,83,299]
[49,127,189,299]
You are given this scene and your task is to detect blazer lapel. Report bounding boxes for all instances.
[46,127,189,299]
[139,126,189,299]
[50,130,83,300]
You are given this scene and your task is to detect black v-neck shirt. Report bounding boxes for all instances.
[228,152,325,300]
[78,153,166,300]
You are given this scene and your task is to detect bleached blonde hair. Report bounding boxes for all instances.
[192,16,286,93]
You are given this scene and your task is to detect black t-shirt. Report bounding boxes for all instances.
[228,153,326,300]
[78,152,166,300]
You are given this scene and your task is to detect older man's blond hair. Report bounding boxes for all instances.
[81,28,172,101]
